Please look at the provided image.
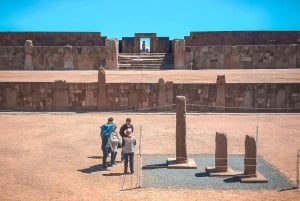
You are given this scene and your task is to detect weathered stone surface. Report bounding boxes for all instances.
[166,81,174,105]
[275,89,286,108]
[97,67,107,110]
[158,78,167,107]
[244,135,257,176]
[243,90,253,108]
[5,88,17,109]
[105,39,118,69]
[53,80,69,111]
[63,45,74,69]
[176,96,187,163]
[216,75,226,111]
[24,40,34,70]
[215,132,228,172]
[173,39,185,69]
[129,92,139,109]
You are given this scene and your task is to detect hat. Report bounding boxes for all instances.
[124,128,133,136]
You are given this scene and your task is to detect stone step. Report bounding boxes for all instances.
[118,53,174,70]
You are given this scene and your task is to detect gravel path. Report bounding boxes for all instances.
[142,154,295,190]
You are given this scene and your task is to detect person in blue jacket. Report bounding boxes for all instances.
[100,117,116,169]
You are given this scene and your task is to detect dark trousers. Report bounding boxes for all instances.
[124,152,134,173]
[102,147,109,169]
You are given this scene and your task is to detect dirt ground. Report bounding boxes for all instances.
[0,112,299,201]
[0,69,300,83]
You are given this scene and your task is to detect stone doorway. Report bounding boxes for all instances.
[140,38,150,53]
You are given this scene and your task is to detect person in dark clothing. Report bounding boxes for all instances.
[119,118,134,161]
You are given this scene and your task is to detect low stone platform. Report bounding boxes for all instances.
[142,154,294,190]
[167,158,197,169]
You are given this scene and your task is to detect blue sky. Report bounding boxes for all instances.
[1,0,300,39]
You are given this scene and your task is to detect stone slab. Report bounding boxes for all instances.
[240,172,268,183]
[167,158,197,169]
[205,166,242,177]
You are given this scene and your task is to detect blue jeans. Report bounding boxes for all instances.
[111,151,117,165]
[102,147,109,169]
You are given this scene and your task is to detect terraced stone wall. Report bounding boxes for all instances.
[185,45,299,69]
[1,80,299,112]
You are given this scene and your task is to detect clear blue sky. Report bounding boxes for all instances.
[1,0,300,39]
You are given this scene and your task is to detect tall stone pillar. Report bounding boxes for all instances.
[206,132,234,176]
[297,44,300,68]
[176,96,187,163]
[240,134,268,182]
[216,75,226,111]
[173,39,185,69]
[166,81,174,107]
[105,39,119,69]
[244,135,257,176]
[63,45,74,69]
[158,78,167,109]
[97,67,107,110]
[167,96,197,169]
[24,40,34,70]
[215,132,228,172]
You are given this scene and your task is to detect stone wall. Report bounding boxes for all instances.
[0,46,107,70]
[185,45,299,69]
[1,81,300,112]
[0,32,106,46]
[185,31,300,46]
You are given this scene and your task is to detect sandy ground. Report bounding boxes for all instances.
[0,69,300,83]
[0,112,299,201]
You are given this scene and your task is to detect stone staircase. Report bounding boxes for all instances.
[118,53,174,70]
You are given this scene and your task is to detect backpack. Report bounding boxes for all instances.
[109,132,120,150]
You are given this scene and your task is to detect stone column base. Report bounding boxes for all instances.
[206,166,239,177]
[167,158,197,169]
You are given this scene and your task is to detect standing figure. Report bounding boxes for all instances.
[142,41,146,52]
[109,126,120,166]
[120,118,134,162]
[100,117,115,169]
[123,128,136,174]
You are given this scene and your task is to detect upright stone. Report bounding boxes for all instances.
[216,75,226,111]
[215,132,228,172]
[176,96,188,163]
[105,39,119,69]
[165,81,174,106]
[275,89,286,108]
[97,67,107,110]
[244,135,257,176]
[173,39,185,69]
[53,80,69,111]
[24,40,34,70]
[63,45,74,69]
[243,90,253,109]
[158,78,167,108]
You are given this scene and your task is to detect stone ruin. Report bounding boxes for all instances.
[0,31,300,70]
[167,96,197,169]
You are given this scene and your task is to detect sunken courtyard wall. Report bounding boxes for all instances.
[0,81,300,112]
